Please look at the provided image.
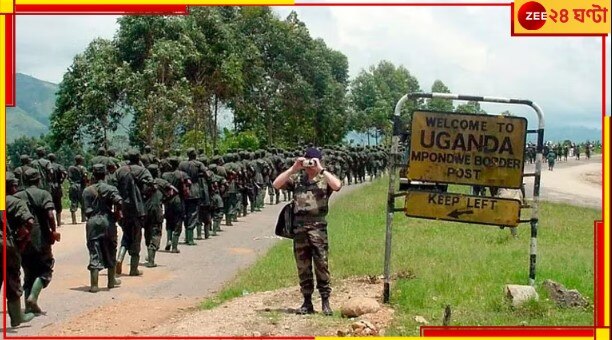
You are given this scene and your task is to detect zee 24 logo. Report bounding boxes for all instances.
[517,1,608,30]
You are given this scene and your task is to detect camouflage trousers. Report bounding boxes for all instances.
[144,221,162,251]
[69,183,84,212]
[119,216,143,256]
[1,238,24,301]
[22,244,55,292]
[292,224,331,297]
[184,199,200,231]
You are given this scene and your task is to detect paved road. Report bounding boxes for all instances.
[5,181,371,337]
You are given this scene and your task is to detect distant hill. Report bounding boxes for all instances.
[6,73,58,142]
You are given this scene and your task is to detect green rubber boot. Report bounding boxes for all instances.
[145,248,157,268]
[164,232,171,251]
[7,299,35,327]
[108,268,121,289]
[187,229,197,246]
[89,270,99,293]
[71,211,77,225]
[129,255,143,276]
[25,278,44,314]
[195,224,203,240]
[225,214,233,226]
[115,246,127,275]
[211,220,218,236]
[204,222,211,239]
[171,233,181,253]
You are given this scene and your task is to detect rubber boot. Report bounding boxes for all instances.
[56,212,62,226]
[187,229,197,246]
[71,211,77,225]
[171,233,181,253]
[108,268,121,289]
[89,270,99,293]
[276,195,280,205]
[145,248,157,268]
[297,294,314,315]
[115,246,127,275]
[233,214,238,222]
[204,222,211,239]
[25,278,44,314]
[129,255,143,276]
[196,224,203,240]
[164,232,171,251]
[7,299,35,327]
[242,205,248,217]
[269,196,273,205]
[80,209,86,222]
[211,220,219,236]
[321,297,333,316]
[226,214,233,226]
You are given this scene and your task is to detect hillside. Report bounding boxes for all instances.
[6,73,58,141]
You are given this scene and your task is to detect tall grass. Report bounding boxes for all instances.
[201,178,597,334]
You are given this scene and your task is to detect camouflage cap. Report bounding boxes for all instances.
[24,168,41,183]
[6,171,19,186]
[92,164,106,175]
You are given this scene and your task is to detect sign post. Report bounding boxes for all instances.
[383,92,544,303]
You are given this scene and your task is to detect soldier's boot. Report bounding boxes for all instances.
[321,297,333,316]
[233,214,238,222]
[225,214,233,226]
[204,222,211,239]
[56,212,62,226]
[195,224,203,240]
[145,248,157,268]
[129,256,143,276]
[164,232,172,251]
[296,294,314,315]
[25,278,44,314]
[7,299,35,327]
[171,233,181,253]
[115,246,127,275]
[89,269,99,293]
[275,195,280,205]
[187,229,197,246]
[80,209,86,222]
[269,196,274,205]
[108,268,121,289]
[211,221,218,236]
[71,211,77,225]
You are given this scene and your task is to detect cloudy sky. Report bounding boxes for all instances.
[16,3,611,131]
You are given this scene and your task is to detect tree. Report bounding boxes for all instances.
[426,80,454,112]
[455,100,486,114]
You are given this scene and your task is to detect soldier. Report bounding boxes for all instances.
[273,147,342,316]
[114,149,153,276]
[575,144,581,160]
[547,149,557,171]
[208,164,226,236]
[162,157,190,253]
[90,147,108,170]
[144,164,175,266]
[32,147,54,192]
[14,155,34,192]
[14,168,61,314]
[48,153,67,226]
[82,164,123,292]
[4,174,36,327]
[563,145,569,162]
[141,145,155,167]
[198,162,213,240]
[68,155,89,224]
[178,148,204,244]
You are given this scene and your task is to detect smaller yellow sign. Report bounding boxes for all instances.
[405,191,521,227]
[513,0,611,35]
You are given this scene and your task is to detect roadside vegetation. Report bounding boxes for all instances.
[201,177,597,334]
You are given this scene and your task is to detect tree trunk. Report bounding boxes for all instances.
[213,96,219,151]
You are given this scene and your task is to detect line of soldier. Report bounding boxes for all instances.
[525,141,594,165]
[4,144,387,326]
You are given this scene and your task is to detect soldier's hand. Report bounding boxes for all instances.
[52,231,61,243]
[291,157,306,172]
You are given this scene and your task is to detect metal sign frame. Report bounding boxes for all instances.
[383,92,545,303]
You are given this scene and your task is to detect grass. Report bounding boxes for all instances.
[200,176,597,334]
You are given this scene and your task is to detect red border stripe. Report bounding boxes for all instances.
[595,221,605,326]
[421,327,596,337]
[15,4,188,14]
[4,15,14,107]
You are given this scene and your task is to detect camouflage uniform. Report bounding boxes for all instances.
[48,154,67,226]
[14,169,57,314]
[284,172,334,300]
[162,159,190,253]
[178,149,205,244]
[68,157,88,223]
[82,166,123,290]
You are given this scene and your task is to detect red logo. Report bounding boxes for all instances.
[517,1,548,30]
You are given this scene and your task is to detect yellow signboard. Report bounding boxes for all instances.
[404,191,521,227]
[408,111,527,188]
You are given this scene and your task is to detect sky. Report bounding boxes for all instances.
[15,3,611,133]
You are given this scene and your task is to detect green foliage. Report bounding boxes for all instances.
[426,79,454,112]
[455,100,487,114]
[217,128,260,152]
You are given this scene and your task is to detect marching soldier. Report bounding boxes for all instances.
[161,157,191,253]
[68,155,89,224]
[82,164,123,292]
[48,153,67,226]
[178,148,204,244]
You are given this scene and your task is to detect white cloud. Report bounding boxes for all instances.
[15,6,610,129]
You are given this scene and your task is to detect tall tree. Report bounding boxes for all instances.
[426,79,454,112]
